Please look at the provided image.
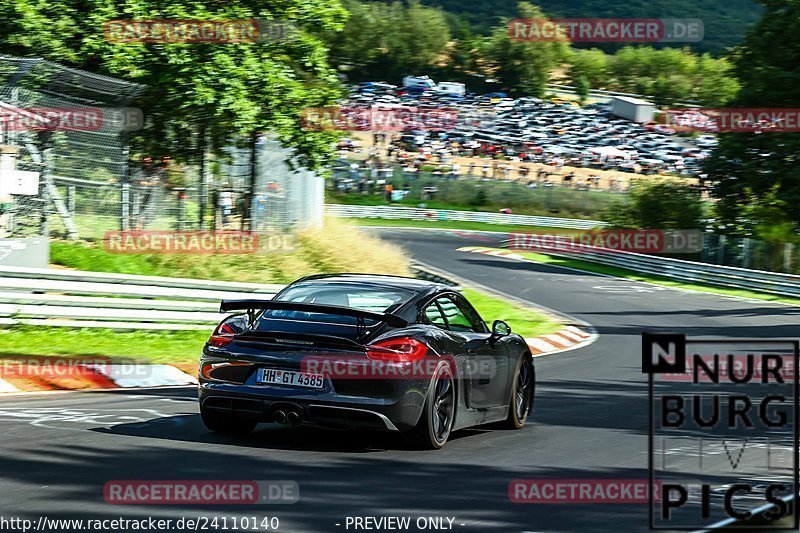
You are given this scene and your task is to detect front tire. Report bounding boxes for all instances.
[407,363,455,449]
[503,354,534,429]
[201,407,257,435]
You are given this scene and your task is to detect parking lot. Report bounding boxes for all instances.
[336,81,716,190]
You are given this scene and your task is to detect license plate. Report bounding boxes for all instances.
[256,368,324,389]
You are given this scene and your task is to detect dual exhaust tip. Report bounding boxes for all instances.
[272,409,301,426]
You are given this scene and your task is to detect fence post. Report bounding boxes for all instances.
[67,186,76,214]
[199,127,210,230]
[784,243,793,273]
[175,188,186,231]
[742,238,752,269]
[717,235,726,265]
[120,182,130,231]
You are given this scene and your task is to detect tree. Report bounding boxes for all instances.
[480,2,569,97]
[326,0,450,82]
[603,46,739,106]
[0,0,348,170]
[574,75,589,104]
[704,0,800,234]
[567,48,608,88]
[602,178,705,230]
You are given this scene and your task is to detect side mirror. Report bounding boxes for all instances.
[491,320,511,338]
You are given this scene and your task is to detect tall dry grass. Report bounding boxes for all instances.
[50,218,411,284]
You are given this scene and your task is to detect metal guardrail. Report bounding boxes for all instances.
[522,245,800,299]
[0,265,284,329]
[0,264,464,330]
[326,204,605,230]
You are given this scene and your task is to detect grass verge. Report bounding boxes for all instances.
[461,288,562,339]
[0,326,209,367]
[494,248,800,307]
[50,218,411,283]
[347,217,588,235]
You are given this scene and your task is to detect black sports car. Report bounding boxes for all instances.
[198,274,535,449]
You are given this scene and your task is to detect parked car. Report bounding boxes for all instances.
[403,75,437,91]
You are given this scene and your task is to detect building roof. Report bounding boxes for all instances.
[611,95,654,107]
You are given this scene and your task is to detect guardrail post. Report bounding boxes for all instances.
[120,182,130,231]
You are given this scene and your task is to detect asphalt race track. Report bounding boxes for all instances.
[1,227,798,532]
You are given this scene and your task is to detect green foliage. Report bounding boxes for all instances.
[574,75,589,104]
[595,47,740,106]
[567,49,608,88]
[470,187,488,207]
[602,178,705,229]
[381,0,762,54]
[479,2,569,96]
[0,0,349,169]
[326,0,451,81]
[704,0,800,238]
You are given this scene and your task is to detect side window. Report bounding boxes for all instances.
[434,296,473,333]
[446,294,487,333]
[421,301,447,329]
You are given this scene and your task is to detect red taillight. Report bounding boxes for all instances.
[208,322,236,348]
[366,338,428,363]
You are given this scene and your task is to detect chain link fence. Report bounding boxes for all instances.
[0,55,144,239]
[0,56,323,241]
[700,233,800,274]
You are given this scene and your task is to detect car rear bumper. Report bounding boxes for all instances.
[198,379,430,432]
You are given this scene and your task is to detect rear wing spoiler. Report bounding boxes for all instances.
[219,299,408,328]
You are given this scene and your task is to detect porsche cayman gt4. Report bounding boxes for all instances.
[198,274,535,449]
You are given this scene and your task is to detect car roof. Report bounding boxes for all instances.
[289,273,449,293]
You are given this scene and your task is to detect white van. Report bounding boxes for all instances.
[434,82,466,97]
[402,75,436,90]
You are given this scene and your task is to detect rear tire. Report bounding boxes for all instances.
[407,363,455,449]
[503,354,534,429]
[201,408,257,435]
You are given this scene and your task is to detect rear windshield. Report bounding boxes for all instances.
[255,283,413,329]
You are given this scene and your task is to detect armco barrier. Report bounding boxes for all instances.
[517,245,800,299]
[0,265,284,329]
[0,265,463,330]
[326,204,605,230]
